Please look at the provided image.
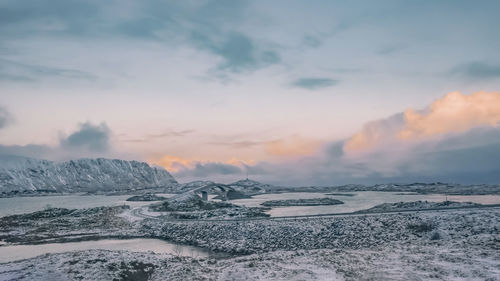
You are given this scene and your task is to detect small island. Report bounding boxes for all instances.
[325,193,356,197]
[125,193,167,202]
[261,198,344,207]
[355,200,482,213]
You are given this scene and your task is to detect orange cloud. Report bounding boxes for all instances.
[343,113,403,153]
[149,155,255,172]
[149,155,193,172]
[398,91,500,139]
[344,91,500,154]
[265,135,321,157]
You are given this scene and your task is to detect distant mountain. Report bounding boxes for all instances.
[228,179,271,194]
[267,182,499,195]
[0,155,177,195]
[178,179,272,195]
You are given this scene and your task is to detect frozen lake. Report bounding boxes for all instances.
[0,238,220,263]
[0,194,176,217]
[232,192,500,217]
[1,192,499,218]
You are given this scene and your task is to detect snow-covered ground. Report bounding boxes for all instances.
[356,200,484,213]
[149,208,499,254]
[1,237,498,280]
[1,201,499,280]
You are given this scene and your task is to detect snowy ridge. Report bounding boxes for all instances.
[228,179,270,193]
[0,155,177,194]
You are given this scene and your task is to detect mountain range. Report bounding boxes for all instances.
[0,155,177,195]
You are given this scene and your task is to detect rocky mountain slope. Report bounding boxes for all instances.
[0,155,177,195]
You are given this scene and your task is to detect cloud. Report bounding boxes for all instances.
[0,59,96,82]
[60,122,111,152]
[0,0,99,35]
[0,144,52,159]
[0,121,113,160]
[1,0,279,76]
[291,78,338,90]
[235,92,500,185]
[302,35,322,48]
[0,106,12,129]
[377,44,406,55]
[450,61,500,80]
[175,162,243,178]
[122,130,194,143]
[331,91,500,184]
[191,31,280,73]
[150,154,254,182]
[345,92,500,153]
[148,130,194,138]
[343,113,404,153]
[148,116,500,185]
[149,155,193,172]
[207,140,265,149]
[398,92,500,140]
[265,136,321,157]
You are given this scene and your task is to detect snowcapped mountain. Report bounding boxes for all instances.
[0,155,177,194]
[228,179,271,193]
[176,179,272,195]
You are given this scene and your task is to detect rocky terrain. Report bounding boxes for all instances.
[261,198,344,207]
[149,192,269,220]
[227,179,271,194]
[180,179,269,199]
[0,206,136,244]
[355,200,484,213]
[162,207,270,220]
[0,207,498,280]
[148,208,499,254]
[269,182,500,195]
[0,155,177,196]
[150,193,234,212]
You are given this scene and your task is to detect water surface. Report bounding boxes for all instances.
[0,194,175,217]
[0,238,217,263]
[232,192,500,217]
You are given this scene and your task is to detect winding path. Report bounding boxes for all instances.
[130,203,500,222]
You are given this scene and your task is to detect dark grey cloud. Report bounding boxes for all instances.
[0,59,96,82]
[1,0,278,76]
[339,127,500,185]
[291,78,339,90]
[0,121,113,161]
[0,106,12,129]
[0,144,54,160]
[377,44,406,55]
[61,122,111,152]
[175,162,243,178]
[450,61,500,80]
[302,35,322,48]
[191,31,280,73]
[0,0,99,34]
[384,128,500,184]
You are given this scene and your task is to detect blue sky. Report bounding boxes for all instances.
[1,0,500,184]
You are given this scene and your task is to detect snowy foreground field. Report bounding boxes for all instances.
[1,204,499,280]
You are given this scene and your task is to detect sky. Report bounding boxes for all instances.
[1,0,500,185]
